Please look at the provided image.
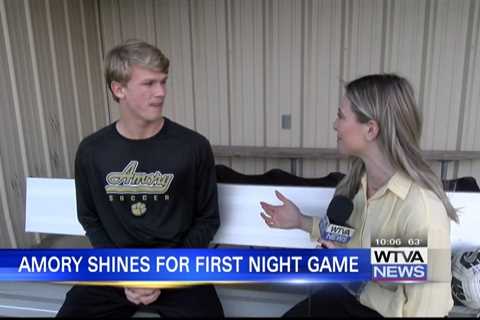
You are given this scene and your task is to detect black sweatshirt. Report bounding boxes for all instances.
[74,117,220,248]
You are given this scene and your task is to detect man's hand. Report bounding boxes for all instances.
[124,287,161,305]
[316,239,336,249]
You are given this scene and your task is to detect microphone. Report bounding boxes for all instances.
[309,196,356,316]
[313,195,363,313]
[319,195,355,244]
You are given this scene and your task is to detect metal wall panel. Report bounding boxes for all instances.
[2,0,44,247]
[421,0,470,151]
[98,0,479,179]
[118,0,156,44]
[301,0,342,177]
[0,0,106,247]
[383,0,426,94]
[227,0,265,174]
[83,0,109,128]
[457,0,480,181]
[155,0,196,129]
[0,156,16,247]
[343,0,384,80]
[264,0,302,173]
[0,1,20,247]
[190,0,230,145]
[29,0,69,178]
[98,0,122,121]
[49,0,83,172]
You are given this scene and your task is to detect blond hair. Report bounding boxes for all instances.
[104,39,169,102]
[335,74,458,222]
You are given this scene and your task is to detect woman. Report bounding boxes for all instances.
[260,74,456,317]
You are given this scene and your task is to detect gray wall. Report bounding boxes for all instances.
[1,0,479,247]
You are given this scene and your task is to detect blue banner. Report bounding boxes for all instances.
[0,249,372,284]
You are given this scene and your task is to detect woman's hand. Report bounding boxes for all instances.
[260,190,303,230]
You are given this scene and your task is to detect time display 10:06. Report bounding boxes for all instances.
[373,238,424,247]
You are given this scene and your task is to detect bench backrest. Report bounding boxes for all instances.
[25,178,480,249]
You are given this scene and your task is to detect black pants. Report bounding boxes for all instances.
[284,284,382,318]
[56,284,224,318]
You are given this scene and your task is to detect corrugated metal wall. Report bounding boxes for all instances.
[97,0,480,177]
[0,0,107,248]
[1,0,479,248]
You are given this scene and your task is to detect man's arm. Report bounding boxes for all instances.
[181,139,220,248]
[75,144,116,248]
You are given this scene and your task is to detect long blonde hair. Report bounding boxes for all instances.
[335,74,458,222]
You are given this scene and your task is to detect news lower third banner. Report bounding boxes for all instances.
[0,248,427,286]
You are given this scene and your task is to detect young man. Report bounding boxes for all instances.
[57,40,224,317]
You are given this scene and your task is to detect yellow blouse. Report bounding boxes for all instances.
[311,172,453,317]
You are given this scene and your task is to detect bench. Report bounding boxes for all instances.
[1,178,479,317]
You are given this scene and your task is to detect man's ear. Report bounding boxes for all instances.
[110,81,125,100]
[366,119,380,141]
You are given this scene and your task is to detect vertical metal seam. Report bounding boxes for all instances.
[353,0,360,76]
[379,0,388,72]
[79,0,97,132]
[299,0,304,149]
[418,0,431,114]
[469,1,480,178]
[336,0,352,171]
[64,0,84,140]
[226,0,233,168]
[470,2,480,151]
[24,0,51,245]
[188,0,197,130]
[424,0,438,150]
[172,1,180,122]
[388,0,395,71]
[262,0,267,172]
[45,0,71,177]
[299,0,305,177]
[117,0,124,41]
[95,0,111,125]
[225,0,232,147]
[24,0,52,178]
[239,1,245,151]
[347,0,354,80]
[289,1,294,148]
[454,0,477,178]
[152,0,158,45]
[0,156,16,247]
[203,2,209,137]
[443,4,455,151]
[215,0,221,142]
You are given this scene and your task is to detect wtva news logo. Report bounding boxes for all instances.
[371,246,428,282]
[319,217,355,244]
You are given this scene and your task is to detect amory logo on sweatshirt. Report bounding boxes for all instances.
[105,160,174,195]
